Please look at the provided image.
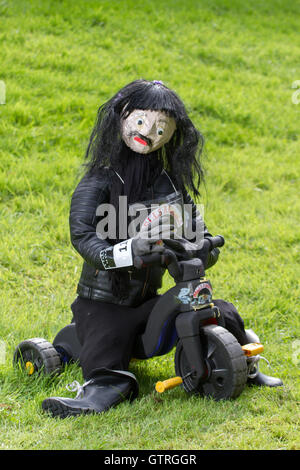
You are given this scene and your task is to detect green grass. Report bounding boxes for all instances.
[0,0,299,450]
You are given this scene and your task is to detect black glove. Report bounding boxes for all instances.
[100,215,174,270]
[162,237,220,269]
[132,220,173,256]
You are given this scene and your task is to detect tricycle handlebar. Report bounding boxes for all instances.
[133,235,225,272]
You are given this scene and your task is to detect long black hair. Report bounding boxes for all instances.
[84,79,205,199]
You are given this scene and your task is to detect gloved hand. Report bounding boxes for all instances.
[100,213,175,270]
[132,213,174,257]
[198,239,220,269]
[132,232,165,257]
[162,237,220,269]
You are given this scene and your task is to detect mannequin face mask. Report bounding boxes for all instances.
[121,109,176,154]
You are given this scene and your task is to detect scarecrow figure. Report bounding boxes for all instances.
[42,80,282,418]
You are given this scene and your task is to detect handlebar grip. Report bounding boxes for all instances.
[133,253,162,269]
[208,235,225,249]
[133,250,180,273]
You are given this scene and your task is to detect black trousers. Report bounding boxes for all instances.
[71,296,247,380]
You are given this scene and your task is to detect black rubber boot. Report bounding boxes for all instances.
[245,329,283,388]
[42,369,139,419]
[247,371,283,387]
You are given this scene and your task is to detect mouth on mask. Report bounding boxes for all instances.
[133,134,152,147]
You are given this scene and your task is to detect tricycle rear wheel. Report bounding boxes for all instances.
[13,338,62,376]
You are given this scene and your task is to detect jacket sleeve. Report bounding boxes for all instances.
[69,171,112,270]
[182,188,220,270]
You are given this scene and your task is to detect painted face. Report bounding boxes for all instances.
[121,109,176,154]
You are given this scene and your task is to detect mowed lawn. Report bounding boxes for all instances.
[0,0,299,450]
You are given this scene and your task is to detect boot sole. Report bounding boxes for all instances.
[42,398,93,419]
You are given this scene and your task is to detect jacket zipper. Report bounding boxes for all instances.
[141,267,149,298]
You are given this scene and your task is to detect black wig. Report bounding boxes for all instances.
[84,79,205,200]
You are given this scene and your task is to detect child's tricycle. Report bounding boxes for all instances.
[13,235,265,401]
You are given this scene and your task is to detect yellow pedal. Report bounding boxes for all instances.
[155,376,183,393]
[242,343,264,357]
[25,361,35,375]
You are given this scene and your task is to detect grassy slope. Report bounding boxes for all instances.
[0,0,299,450]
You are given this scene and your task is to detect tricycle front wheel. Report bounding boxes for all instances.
[175,325,248,400]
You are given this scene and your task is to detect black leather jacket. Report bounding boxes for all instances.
[69,168,218,306]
